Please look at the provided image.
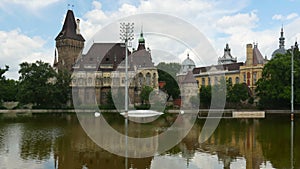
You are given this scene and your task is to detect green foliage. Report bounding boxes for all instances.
[17,61,71,108]
[199,85,211,108]
[200,78,250,108]
[227,83,249,103]
[0,65,9,80]
[140,86,153,104]
[0,66,18,102]
[156,62,181,78]
[256,50,300,109]
[157,62,181,99]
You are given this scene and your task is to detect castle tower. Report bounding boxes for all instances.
[55,10,85,72]
[246,44,253,66]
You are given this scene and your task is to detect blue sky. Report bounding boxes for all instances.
[1,0,300,79]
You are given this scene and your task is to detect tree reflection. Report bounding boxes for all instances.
[0,114,299,169]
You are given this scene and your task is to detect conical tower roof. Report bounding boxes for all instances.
[55,10,85,41]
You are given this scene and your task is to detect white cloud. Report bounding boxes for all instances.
[0,0,59,10]
[0,29,52,79]
[216,11,259,34]
[272,12,299,21]
[272,14,283,20]
[79,0,250,67]
[287,13,298,20]
[3,0,300,79]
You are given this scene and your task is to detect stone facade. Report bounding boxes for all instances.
[55,10,158,106]
[54,10,85,72]
[193,43,267,94]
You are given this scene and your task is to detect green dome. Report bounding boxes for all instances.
[138,32,145,43]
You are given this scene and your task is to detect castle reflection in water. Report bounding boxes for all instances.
[0,114,298,169]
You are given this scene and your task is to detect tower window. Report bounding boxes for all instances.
[106,58,109,61]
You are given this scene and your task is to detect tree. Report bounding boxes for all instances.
[0,65,9,80]
[199,85,211,108]
[256,50,300,109]
[199,78,249,108]
[0,65,9,103]
[157,62,181,99]
[227,83,249,104]
[17,61,71,108]
[140,86,153,105]
[52,70,72,107]
[156,62,181,78]
[0,66,18,103]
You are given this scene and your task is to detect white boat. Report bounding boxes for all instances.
[120,110,163,118]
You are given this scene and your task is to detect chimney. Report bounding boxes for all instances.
[76,19,81,34]
[246,44,253,66]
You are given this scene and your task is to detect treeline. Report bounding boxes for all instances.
[256,48,300,109]
[1,50,299,110]
[0,61,71,109]
[198,80,252,109]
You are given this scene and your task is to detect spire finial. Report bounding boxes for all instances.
[140,24,143,37]
[279,25,285,49]
[187,52,189,59]
[138,24,145,44]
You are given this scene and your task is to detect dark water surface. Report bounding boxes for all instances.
[0,113,298,169]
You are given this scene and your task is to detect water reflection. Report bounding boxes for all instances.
[0,114,298,169]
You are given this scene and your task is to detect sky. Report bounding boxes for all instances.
[1,0,300,79]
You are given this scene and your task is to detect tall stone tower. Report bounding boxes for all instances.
[245,44,253,66]
[55,10,85,72]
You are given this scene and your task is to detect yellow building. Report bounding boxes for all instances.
[193,43,267,94]
[240,43,267,92]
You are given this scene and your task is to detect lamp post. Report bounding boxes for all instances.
[120,22,134,169]
[291,45,294,121]
[120,22,134,116]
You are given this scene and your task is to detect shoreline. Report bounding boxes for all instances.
[0,109,299,114]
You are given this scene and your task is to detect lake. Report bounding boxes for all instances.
[0,113,298,169]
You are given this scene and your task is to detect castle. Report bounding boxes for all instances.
[54,10,158,106]
[54,10,296,107]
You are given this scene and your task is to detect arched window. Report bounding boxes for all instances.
[146,73,151,86]
[152,73,156,86]
[253,72,257,84]
[202,78,205,86]
[138,73,144,86]
[228,77,232,84]
[235,77,239,84]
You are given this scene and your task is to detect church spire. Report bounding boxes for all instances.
[279,25,285,49]
[137,26,145,50]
